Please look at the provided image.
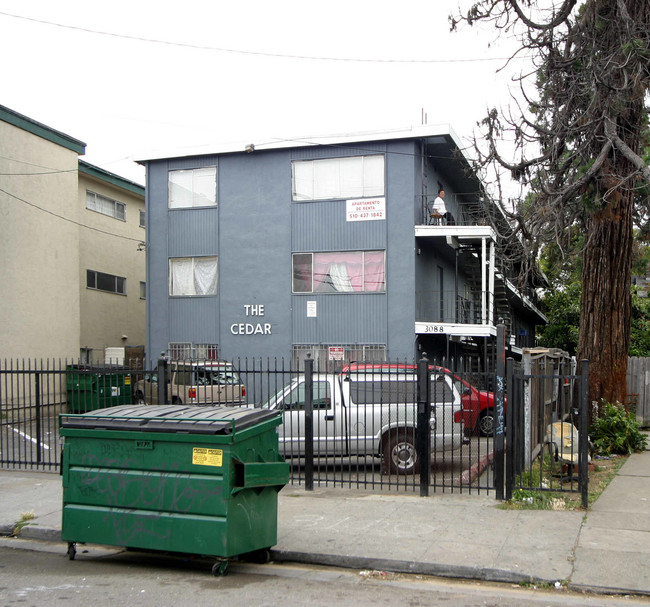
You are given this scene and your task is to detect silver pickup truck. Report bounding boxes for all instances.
[261,367,464,475]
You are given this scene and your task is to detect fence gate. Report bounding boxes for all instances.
[498,358,590,507]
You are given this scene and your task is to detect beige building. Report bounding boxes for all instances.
[0,105,145,362]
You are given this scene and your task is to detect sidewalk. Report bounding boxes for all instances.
[1,447,649,596]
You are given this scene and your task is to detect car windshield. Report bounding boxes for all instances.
[261,383,293,410]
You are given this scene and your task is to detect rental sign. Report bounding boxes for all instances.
[346,197,385,222]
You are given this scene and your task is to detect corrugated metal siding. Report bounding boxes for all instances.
[168,208,219,257]
[291,143,386,161]
[292,201,386,251]
[168,297,219,343]
[292,294,387,343]
[167,156,218,171]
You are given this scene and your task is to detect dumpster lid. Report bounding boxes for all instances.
[59,405,280,435]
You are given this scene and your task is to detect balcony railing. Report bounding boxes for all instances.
[418,197,497,227]
[415,289,494,325]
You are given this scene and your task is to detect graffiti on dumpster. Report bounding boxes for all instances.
[75,453,224,545]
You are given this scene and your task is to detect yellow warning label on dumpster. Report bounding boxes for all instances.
[192,447,223,467]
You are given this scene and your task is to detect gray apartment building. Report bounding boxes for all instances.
[140,125,545,369]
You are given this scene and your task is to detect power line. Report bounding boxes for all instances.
[0,154,78,174]
[0,10,524,65]
[0,186,145,245]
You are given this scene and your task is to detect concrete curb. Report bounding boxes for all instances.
[270,550,544,585]
[5,524,650,597]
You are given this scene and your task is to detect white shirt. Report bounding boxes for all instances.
[432,195,447,215]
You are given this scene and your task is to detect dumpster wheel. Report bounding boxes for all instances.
[211,559,229,576]
[67,542,76,560]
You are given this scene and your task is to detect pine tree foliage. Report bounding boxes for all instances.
[452,0,650,405]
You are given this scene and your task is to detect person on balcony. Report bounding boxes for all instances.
[429,189,454,225]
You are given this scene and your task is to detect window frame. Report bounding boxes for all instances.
[86,190,126,221]
[86,269,127,295]
[168,166,217,209]
[292,250,386,294]
[168,255,218,297]
[291,154,385,202]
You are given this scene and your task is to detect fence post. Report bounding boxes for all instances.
[35,371,42,465]
[304,355,314,491]
[157,354,168,405]
[578,359,590,508]
[505,357,514,500]
[417,355,431,497]
[494,324,506,500]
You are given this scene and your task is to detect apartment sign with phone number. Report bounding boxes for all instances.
[346,197,385,222]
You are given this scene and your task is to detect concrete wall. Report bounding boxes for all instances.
[0,121,81,359]
[78,172,146,354]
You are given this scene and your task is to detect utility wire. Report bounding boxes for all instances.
[0,10,524,64]
[0,186,145,244]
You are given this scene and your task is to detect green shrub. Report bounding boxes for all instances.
[589,401,648,456]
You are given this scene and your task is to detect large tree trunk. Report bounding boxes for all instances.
[577,183,634,408]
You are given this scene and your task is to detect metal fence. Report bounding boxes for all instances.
[503,358,590,507]
[0,352,590,502]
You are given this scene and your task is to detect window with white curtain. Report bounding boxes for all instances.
[168,167,217,208]
[292,251,385,293]
[86,191,126,221]
[292,155,384,201]
[169,256,218,296]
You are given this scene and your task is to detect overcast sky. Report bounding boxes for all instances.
[1,0,531,186]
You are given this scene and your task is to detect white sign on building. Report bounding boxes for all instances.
[346,197,386,222]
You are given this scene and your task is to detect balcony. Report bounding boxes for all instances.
[415,289,497,338]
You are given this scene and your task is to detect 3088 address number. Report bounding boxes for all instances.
[423,325,445,334]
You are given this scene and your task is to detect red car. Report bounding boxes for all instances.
[343,363,500,437]
[432,366,501,437]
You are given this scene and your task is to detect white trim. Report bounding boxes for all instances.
[414,322,497,338]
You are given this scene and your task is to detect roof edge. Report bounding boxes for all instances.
[136,124,462,164]
[79,160,145,196]
[0,104,86,155]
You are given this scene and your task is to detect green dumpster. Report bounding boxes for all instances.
[59,404,289,574]
[66,365,132,413]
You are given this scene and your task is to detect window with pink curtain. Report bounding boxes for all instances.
[293,251,385,293]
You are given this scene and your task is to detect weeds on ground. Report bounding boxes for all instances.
[12,510,35,536]
[504,399,646,510]
[503,455,626,510]
[589,400,647,455]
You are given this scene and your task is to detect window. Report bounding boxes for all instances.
[282,381,332,410]
[169,343,193,360]
[169,256,218,296]
[349,377,453,405]
[139,210,145,228]
[168,343,218,361]
[292,251,385,293]
[86,191,126,221]
[292,344,386,371]
[87,270,126,295]
[292,155,384,201]
[195,344,219,360]
[140,281,146,299]
[169,167,217,208]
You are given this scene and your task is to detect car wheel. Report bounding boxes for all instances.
[134,392,147,405]
[383,429,419,475]
[172,397,183,405]
[478,410,495,437]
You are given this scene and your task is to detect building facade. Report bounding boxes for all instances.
[141,126,545,369]
[0,105,145,361]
